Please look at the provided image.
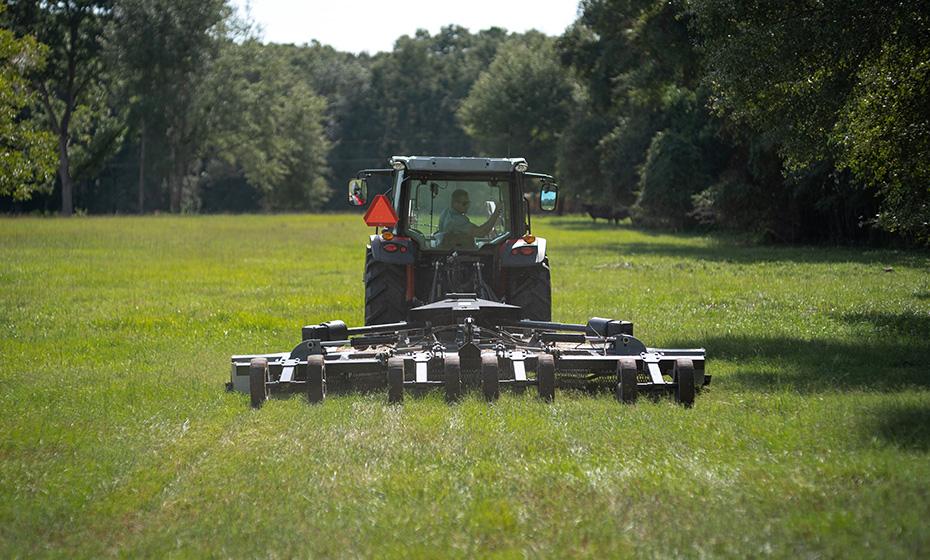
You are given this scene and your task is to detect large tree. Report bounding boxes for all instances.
[108,0,229,213]
[0,6,56,200]
[200,40,332,211]
[4,0,113,216]
[357,27,510,159]
[557,0,722,215]
[459,33,572,173]
[265,41,371,206]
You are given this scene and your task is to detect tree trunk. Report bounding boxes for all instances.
[169,171,181,213]
[138,121,145,214]
[169,172,183,213]
[167,142,177,212]
[58,133,73,216]
[168,178,178,213]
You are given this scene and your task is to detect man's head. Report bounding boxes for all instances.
[451,189,470,213]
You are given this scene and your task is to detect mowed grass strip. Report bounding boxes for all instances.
[1,214,928,558]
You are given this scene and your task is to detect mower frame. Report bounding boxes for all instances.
[228,295,708,407]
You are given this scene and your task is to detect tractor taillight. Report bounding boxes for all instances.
[511,246,536,256]
[383,243,399,252]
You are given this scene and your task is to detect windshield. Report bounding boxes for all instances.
[405,177,511,250]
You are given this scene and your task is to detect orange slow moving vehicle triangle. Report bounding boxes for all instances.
[363,194,399,227]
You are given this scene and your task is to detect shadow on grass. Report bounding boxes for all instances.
[840,311,930,338]
[871,404,930,451]
[671,334,929,394]
[547,218,637,231]
[574,240,929,267]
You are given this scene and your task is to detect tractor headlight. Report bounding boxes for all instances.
[514,162,528,172]
[391,160,406,170]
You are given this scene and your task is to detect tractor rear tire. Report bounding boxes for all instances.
[364,249,407,326]
[506,258,552,322]
[388,357,405,404]
[674,358,695,408]
[616,358,638,404]
[249,358,269,409]
[306,355,326,404]
[537,354,555,402]
[481,354,500,402]
[444,355,462,403]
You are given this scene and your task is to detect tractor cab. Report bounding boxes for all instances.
[349,156,558,253]
[405,175,511,252]
[349,156,559,324]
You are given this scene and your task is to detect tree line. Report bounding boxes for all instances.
[1,0,927,244]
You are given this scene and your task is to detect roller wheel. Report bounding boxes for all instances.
[306,355,326,404]
[249,358,269,409]
[674,358,695,408]
[388,357,405,404]
[616,358,638,404]
[537,354,555,402]
[481,354,500,402]
[444,355,462,403]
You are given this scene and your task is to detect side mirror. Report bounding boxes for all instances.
[540,183,558,212]
[348,179,368,206]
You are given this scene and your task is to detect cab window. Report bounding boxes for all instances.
[405,177,510,249]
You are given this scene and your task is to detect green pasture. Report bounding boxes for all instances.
[1,214,929,558]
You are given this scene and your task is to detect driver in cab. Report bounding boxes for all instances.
[437,189,502,248]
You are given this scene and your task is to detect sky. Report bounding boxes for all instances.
[233,0,581,54]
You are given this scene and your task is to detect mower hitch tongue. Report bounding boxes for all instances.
[228,155,708,407]
[227,294,709,407]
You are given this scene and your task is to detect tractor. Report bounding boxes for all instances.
[228,156,709,407]
[350,156,556,324]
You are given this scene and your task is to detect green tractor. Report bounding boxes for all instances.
[350,156,559,325]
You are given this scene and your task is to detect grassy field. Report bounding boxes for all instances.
[1,214,929,558]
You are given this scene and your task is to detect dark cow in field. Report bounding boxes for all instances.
[582,203,631,225]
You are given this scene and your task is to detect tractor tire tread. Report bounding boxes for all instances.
[507,259,552,322]
[364,249,407,326]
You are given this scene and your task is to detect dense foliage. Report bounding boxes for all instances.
[459,33,572,173]
[1,0,927,244]
[0,5,55,199]
[108,0,229,213]
[3,0,115,216]
[691,0,930,243]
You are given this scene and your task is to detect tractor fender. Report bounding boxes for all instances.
[369,235,416,265]
[500,237,547,267]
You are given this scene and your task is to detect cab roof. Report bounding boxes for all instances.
[390,156,527,174]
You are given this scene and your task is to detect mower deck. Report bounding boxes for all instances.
[228,294,709,407]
